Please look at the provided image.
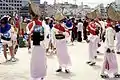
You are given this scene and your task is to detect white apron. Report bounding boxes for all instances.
[102,27,118,74]
[102,51,118,74]
[88,34,99,62]
[56,39,71,68]
[30,44,46,79]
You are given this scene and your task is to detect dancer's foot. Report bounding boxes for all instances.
[94,56,97,59]
[65,69,70,73]
[114,73,120,78]
[8,57,16,62]
[101,74,109,79]
[86,61,92,64]
[5,59,9,62]
[97,51,100,54]
[117,52,120,54]
[89,62,96,66]
[28,49,31,53]
[56,69,62,72]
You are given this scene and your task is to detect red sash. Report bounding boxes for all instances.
[88,22,97,35]
[54,24,70,35]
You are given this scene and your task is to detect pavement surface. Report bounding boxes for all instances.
[0,41,120,80]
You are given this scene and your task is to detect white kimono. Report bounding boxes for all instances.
[31,41,46,79]
[30,21,47,79]
[88,34,100,62]
[54,26,71,68]
[102,27,118,74]
[43,23,51,49]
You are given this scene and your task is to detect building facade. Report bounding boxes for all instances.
[115,0,120,9]
[22,0,28,7]
[31,0,40,4]
[116,0,120,5]
[95,4,107,19]
[0,0,22,17]
[42,2,92,18]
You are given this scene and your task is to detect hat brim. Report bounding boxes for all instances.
[29,1,41,16]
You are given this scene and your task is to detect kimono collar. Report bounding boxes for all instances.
[106,22,112,28]
[54,23,65,32]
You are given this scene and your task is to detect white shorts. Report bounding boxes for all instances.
[1,40,12,47]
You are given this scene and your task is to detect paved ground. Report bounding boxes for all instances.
[0,41,120,80]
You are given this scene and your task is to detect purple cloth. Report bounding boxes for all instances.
[0,23,11,33]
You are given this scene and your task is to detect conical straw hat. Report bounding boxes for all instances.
[87,9,100,19]
[29,0,41,16]
[87,10,97,19]
[54,11,64,21]
[107,4,120,21]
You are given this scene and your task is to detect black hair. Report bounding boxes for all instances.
[91,19,94,22]
[79,19,82,22]
[45,18,49,24]
[1,17,8,24]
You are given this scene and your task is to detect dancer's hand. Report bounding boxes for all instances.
[106,48,111,53]
[112,50,115,53]
[86,39,90,43]
[98,43,101,47]
[58,31,63,34]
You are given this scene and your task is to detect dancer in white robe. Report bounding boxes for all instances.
[54,13,72,73]
[29,2,47,80]
[30,19,46,80]
[101,21,120,78]
[86,19,100,66]
[43,17,51,52]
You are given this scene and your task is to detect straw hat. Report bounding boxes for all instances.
[54,11,64,21]
[29,0,41,17]
[86,9,100,19]
[107,4,120,21]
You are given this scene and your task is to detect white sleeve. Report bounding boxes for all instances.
[63,31,69,38]
[26,23,30,34]
[76,23,79,28]
[81,23,83,32]
[10,29,14,40]
[106,29,114,49]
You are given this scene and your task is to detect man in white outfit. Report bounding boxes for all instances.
[43,17,51,53]
[115,21,120,54]
[76,19,83,42]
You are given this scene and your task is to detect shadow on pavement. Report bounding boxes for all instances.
[56,72,75,80]
[92,65,101,70]
[97,53,104,56]
[47,55,55,59]
[0,58,19,65]
[96,58,103,62]
[1,62,17,65]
